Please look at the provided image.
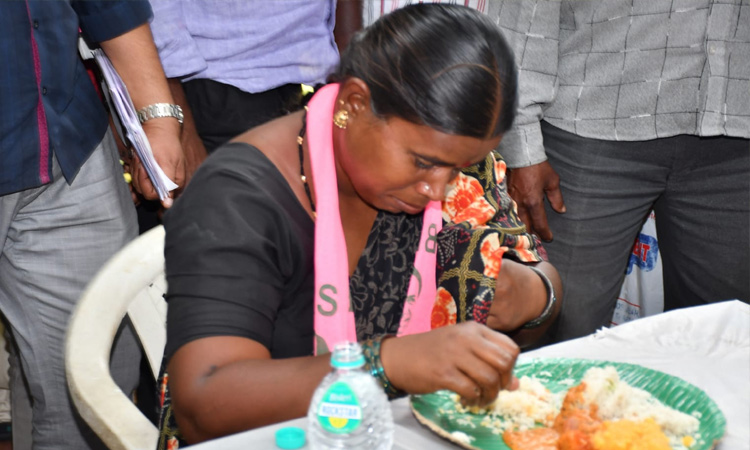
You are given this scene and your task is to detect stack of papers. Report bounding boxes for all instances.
[79,38,178,200]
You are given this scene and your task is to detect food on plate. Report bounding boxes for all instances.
[457,376,561,429]
[551,382,604,449]
[591,419,672,450]
[502,427,558,450]
[454,366,700,450]
[450,430,476,446]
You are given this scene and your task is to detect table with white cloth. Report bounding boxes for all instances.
[188,300,750,450]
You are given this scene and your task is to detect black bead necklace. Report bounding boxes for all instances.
[297,109,316,213]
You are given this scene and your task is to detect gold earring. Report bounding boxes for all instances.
[333,110,349,129]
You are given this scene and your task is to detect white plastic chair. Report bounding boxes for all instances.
[65,225,167,450]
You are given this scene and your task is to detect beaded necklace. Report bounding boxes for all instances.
[297,110,316,213]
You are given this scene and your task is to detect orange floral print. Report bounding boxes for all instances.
[453,201,496,227]
[431,287,457,329]
[437,153,547,328]
[480,234,505,278]
[513,235,537,261]
[443,173,496,226]
[494,155,507,184]
[167,437,180,450]
[159,374,168,407]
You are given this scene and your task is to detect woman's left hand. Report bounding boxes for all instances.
[487,260,562,347]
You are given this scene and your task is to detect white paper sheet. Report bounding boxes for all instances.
[79,38,178,200]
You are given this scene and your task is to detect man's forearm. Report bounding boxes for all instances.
[99,22,185,202]
[334,0,363,53]
[100,23,176,114]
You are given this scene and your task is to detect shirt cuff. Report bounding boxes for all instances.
[495,122,547,169]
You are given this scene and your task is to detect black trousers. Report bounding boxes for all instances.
[183,79,303,153]
[540,122,750,342]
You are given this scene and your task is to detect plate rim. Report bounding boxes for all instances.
[409,357,726,450]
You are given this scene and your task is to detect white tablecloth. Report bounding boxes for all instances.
[190,300,750,450]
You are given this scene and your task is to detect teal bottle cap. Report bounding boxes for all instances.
[330,342,365,369]
[331,354,365,369]
[275,426,306,449]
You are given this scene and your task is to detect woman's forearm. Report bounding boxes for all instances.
[168,337,331,444]
[487,260,563,348]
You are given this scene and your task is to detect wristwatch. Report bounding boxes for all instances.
[137,103,184,125]
[522,266,558,329]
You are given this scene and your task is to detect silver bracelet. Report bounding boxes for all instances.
[522,266,557,329]
[136,103,184,125]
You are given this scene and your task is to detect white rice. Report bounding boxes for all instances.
[454,376,562,432]
[449,430,475,445]
[450,365,701,448]
[579,366,700,448]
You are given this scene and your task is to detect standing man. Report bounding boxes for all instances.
[148,0,360,178]
[488,0,750,341]
[0,1,185,448]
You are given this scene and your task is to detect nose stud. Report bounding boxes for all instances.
[419,182,433,196]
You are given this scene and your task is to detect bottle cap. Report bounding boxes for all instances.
[330,342,365,369]
[331,354,365,369]
[275,426,306,449]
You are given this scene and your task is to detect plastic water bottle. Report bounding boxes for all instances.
[307,341,394,449]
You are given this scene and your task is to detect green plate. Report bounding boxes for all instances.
[410,358,726,450]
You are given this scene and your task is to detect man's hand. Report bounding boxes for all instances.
[167,78,207,188]
[99,23,186,208]
[507,161,565,241]
[132,118,185,208]
[180,130,206,188]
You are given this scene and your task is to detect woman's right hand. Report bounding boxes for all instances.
[380,322,520,407]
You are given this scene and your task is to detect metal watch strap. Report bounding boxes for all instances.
[522,266,557,329]
[136,103,184,125]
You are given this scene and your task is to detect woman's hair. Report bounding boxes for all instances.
[329,4,518,139]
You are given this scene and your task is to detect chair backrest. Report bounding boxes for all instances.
[65,225,167,450]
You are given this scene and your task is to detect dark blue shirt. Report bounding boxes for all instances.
[0,0,152,195]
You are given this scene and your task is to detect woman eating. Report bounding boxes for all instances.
[157,4,562,447]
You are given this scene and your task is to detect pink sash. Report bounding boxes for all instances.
[308,84,442,355]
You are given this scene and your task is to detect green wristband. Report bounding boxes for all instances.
[361,335,407,399]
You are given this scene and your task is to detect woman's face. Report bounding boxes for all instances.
[334,101,502,215]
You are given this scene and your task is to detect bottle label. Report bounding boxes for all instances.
[316,381,362,434]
